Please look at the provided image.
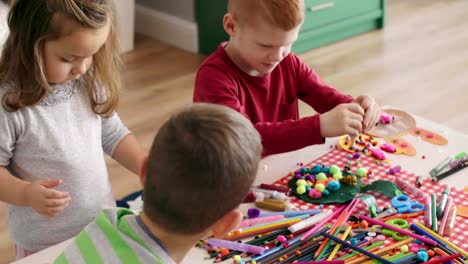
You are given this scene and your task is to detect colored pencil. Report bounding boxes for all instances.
[301,205,345,240]
[327,225,352,260]
[314,199,358,258]
[421,253,462,264]
[360,215,437,245]
[320,230,393,264]
[345,238,413,264]
[413,222,468,258]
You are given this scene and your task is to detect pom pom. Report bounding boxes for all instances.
[417,250,429,262]
[316,172,327,181]
[247,208,260,219]
[296,179,307,186]
[333,173,343,180]
[315,183,325,192]
[322,189,330,196]
[310,165,322,174]
[329,165,341,175]
[355,168,368,177]
[277,235,287,243]
[327,180,341,191]
[308,189,322,198]
[400,245,409,253]
[296,185,306,195]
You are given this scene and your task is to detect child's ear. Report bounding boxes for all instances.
[211,209,243,238]
[223,13,237,36]
[139,156,148,187]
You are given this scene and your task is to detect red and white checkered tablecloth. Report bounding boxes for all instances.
[272,148,468,250]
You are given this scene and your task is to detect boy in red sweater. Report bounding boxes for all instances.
[193,0,380,156]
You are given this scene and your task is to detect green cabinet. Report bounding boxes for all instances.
[195,0,386,55]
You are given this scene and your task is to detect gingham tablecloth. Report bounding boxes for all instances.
[272,148,468,250]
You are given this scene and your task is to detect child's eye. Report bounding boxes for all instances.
[61,57,75,63]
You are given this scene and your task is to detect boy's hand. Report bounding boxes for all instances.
[24,179,71,217]
[320,103,365,138]
[354,95,380,131]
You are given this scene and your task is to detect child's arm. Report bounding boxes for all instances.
[0,167,71,217]
[101,113,148,176]
[112,134,148,176]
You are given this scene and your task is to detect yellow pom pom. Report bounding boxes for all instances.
[315,183,325,192]
[400,245,409,253]
[296,179,307,186]
[296,185,307,195]
[233,255,242,262]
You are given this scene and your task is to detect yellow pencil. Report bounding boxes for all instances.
[327,225,352,260]
[415,222,468,258]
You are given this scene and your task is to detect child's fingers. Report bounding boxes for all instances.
[45,197,71,208]
[347,103,365,116]
[348,119,363,133]
[44,189,70,199]
[44,203,70,217]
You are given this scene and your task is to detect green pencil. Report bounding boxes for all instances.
[431,193,438,232]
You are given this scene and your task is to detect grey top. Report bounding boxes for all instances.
[0,80,131,252]
[55,208,176,264]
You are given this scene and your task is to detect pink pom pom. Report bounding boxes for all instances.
[277,235,287,243]
[308,189,322,199]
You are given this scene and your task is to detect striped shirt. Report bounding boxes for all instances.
[55,208,176,264]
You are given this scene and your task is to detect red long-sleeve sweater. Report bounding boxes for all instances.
[193,45,354,156]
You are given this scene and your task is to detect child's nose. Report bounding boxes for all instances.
[269,48,284,62]
[72,62,88,75]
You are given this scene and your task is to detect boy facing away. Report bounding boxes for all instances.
[54,103,263,264]
[193,0,381,156]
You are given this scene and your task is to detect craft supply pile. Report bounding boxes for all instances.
[196,110,467,264]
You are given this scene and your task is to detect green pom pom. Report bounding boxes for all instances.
[356,168,368,177]
[316,172,327,181]
[329,165,341,175]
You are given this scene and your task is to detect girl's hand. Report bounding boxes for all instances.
[354,95,380,131]
[24,179,71,217]
[319,103,365,138]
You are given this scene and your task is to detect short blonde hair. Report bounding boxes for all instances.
[228,0,304,30]
[0,0,121,117]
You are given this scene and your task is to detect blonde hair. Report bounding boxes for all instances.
[0,0,121,116]
[228,0,304,30]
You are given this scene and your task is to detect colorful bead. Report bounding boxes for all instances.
[400,245,409,253]
[277,235,287,243]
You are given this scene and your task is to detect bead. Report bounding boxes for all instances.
[233,255,241,262]
[360,220,369,228]
[350,238,358,245]
[367,232,377,237]
[427,249,434,257]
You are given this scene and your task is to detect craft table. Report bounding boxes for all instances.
[14,113,468,264]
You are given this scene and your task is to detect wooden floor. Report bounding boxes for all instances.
[1,0,468,262]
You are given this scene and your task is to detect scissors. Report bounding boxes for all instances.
[391,194,425,214]
[381,218,409,241]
